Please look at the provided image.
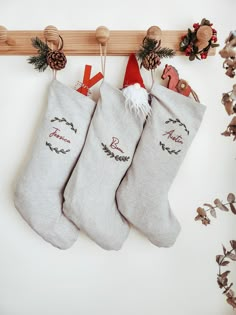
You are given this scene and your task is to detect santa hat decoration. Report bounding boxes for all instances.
[122,53,151,116]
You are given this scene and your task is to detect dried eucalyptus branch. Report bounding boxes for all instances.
[216,241,236,309]
[194,193,236,226]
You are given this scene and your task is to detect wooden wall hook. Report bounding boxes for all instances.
[146,26,162,41]
[0,26,16,46]
[44,25,59,47]
[96,26,110,46]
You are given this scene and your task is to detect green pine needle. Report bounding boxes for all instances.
[137,37,175,61]
[31,37,50,54]
[27,37,50,72]
[156,47,175,58]
[27,55,48,72]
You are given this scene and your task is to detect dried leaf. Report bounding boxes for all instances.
[221,270,231,279]
[222,245,227,255]
[216,255,224,264]
[221,260,230,266]
[218,276,228,288]
[227,253,236,261]
[197,207,206,216]
[204,203,215,209]
[229,203,236,215]
[194,214,202,221]
[226,297,236,309]
[224,283,233,294]
[230,240,236,250]
[226,289,235,298]
[214,199,229,211]
[227,193,235,203]
[202,217,210,225]
[210,208,217,218]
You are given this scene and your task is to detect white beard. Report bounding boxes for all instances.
[122,83,151,117]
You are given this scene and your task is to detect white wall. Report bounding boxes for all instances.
[0,1,235,314]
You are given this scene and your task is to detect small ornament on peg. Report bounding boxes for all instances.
[179,18,219,61]
[137,25,175,70]
[28,25,67,72]
[95,26,110,46]
[0,26,16,46]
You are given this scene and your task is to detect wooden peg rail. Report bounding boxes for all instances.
[0,30,216,56]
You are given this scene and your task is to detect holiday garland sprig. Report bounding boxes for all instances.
[137,37,175,70]
[28,37,50,72]
[28,37,67,72]
[180,18,219,61]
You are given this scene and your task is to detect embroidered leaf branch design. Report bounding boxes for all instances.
[159,141,181,155]
[216,241,236,309]
[51,117,77,133]
[165,118,189,135]
[101,143,130,162]
[194,193,236,226]
[46,141,70,154]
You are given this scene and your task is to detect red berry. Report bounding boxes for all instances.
[200,52,207,59]
[193,23,200,29]
[211,36,217,42]
[185,46,192,54]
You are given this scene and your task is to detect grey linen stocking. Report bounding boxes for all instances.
[14,80,96,249]
[63,81,150,250]
[116,83,206,247]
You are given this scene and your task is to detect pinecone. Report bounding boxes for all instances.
[46,50,67,70]
[141,52,161,70]
[138,37,175,71]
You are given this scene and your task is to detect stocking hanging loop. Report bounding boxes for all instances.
[96,26,110,77]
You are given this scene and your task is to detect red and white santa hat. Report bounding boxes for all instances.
[122,53,151,116]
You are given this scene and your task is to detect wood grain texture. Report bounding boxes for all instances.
[0,30,216,56]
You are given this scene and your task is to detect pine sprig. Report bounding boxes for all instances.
[156,47,176,59]
[31,37,50,54]
[137,37,175,70]
[138,38,175,60]
[27,37,51,72]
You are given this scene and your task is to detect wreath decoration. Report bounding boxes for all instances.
[179,18,219,61]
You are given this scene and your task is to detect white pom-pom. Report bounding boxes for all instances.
[122,84,151,116]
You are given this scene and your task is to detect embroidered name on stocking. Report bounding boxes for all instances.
[110,137,124,153]
[101,137,130,162]
[159,118,189,155]
[45,117,78,155]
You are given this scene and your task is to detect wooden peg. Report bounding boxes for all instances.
[196,25,212,51]
[146,26,162,41]
[44,25,59,47]
[96,26,110,46]
[0,26,15,46]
